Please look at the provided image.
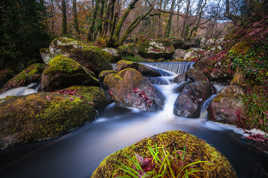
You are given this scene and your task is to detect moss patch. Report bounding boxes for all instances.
[92,130,237,178]
[41,55,99,91]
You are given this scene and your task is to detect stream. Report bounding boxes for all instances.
[0,62,267,178]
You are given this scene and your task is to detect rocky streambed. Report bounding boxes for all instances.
[0,37,267,178]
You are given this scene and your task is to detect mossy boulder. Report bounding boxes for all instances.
[0,69,15,89]
[92,130,237,178]
[1,64,45,92]
[118,43,139,57]
[48,37,86,61]
[174,81,212,118]
[0,86,109,150]
[41,55,99,91]
[43,37,114,75]
[69,46,113,75]
[103,68,164,111]
[138,40,175,59]
[208,85,246,124]
[115,60,161,77]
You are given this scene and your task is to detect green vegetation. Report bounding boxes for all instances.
[117,143,214,178]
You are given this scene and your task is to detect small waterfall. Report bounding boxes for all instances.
[200,94,217,119]
[0,83,39,99]
[140,62,195,75]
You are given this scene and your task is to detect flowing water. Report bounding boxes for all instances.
[0,63,267,178]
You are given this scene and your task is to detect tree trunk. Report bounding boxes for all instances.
[119,6,154,45]
[165,0,175,38]
[73,0,80,35]
[181,0,190,39]
[88,0,100,41]
[113,0,139,42]
[61,0,67,35]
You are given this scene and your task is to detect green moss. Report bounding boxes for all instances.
[44,55,81,75]
[69,46,113,74]
[229,41,251,56]
[98,70,115,81]
[0,87,109,146]
[92,131,237,178]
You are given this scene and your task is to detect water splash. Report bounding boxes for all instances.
[0,83,39,99]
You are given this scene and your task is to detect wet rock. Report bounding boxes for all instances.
[0,86,109,150]
[115,60,161,77]
[174,81,212,118]
[1,64,45,92]
[41,55,99,91]
[173,73,186,83]
[186,68,209,82]
[138,40,175,59]
[103,68,164,111]
[92,130,237,178]
[208,85,246,124]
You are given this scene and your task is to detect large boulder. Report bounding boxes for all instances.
[115,60,161,77]
[208,85,246,124]
[138,40,175,59]
[0,86,108,150]
[92,130,237,178]
[0,69,15,89]
[193,52,234,82]
[186,68,209,82]
[41,37,113,74]
[41,55,99,91]
[174,81,212,118]
[69,46,113,75]
[1,64,45,92]
[103,68,164,111]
